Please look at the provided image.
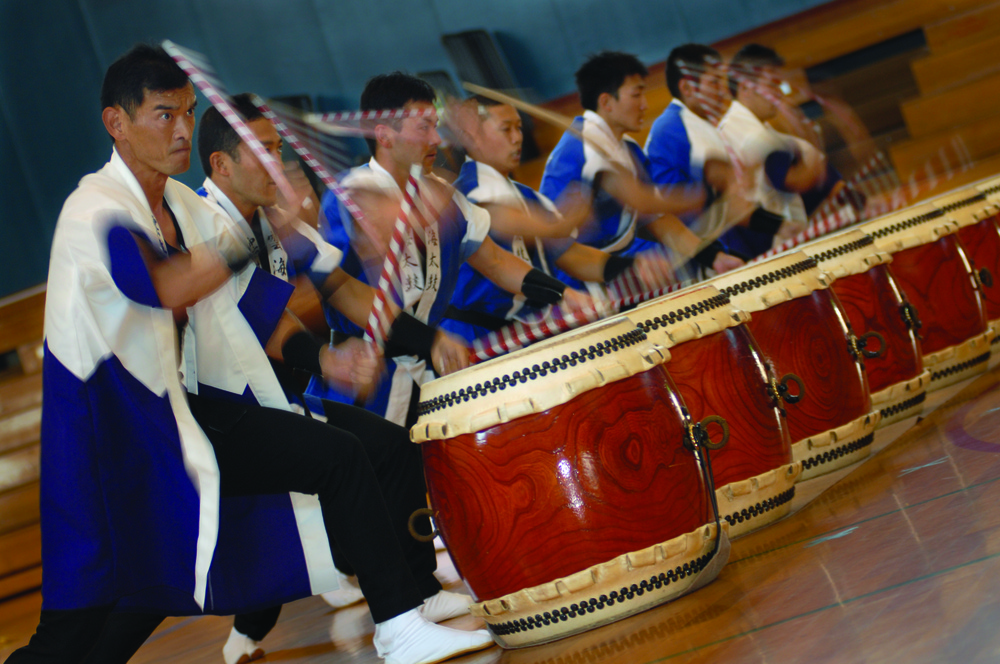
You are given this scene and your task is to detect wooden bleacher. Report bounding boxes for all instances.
[0,286,45,609]
[889,2,1000,181]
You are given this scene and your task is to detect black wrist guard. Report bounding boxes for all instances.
[521,268,567,305]
[384,312,436,361]
[603,255,634,283]
[695,241,725,268]
[748,207,785,236]
[282,331,323,375]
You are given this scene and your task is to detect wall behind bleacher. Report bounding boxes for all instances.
[0,0,828,299]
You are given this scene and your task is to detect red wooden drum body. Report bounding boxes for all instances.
[626,287,798,537]
[935,190,1000,361]
[412,317,725,647]
[706,253,878,480]
[975,176,1000,364]
[800,230,929,426]
[863,202,993,390]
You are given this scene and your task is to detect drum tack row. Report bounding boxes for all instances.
[409,175,1000,649]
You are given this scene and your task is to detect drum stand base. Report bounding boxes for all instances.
[716,462,801,539]
[924,330,994,392]
[792,411,881,481]
[872,371,931,427]
[470,522,729,649]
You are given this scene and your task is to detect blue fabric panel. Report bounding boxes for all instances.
[198,382,260,407]
[205,492,313,614]
[539,118,587,204]
[720,225,775,260]
[107,225,163,308]
[439,317,488,344]
[278,227,322,286]
[765,150,796,192]
[513,182,574,260]
[646,104,697,185]
[237,269,295,348]
[40,345,200,611]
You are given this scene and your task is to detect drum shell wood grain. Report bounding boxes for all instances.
[662,326,792,489]
[829,265,924,394]
[956,213,1000,322]
[883,235,988,355]
[421,369,712,602]
[742,290,870,445]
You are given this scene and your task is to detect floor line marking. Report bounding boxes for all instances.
[650,549,1000,662]
[804,526,858,548]
[899,456,949,476]
[730,473,1000,566]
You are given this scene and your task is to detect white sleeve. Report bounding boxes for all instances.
[292,220,344,274]
[454,191,491,246]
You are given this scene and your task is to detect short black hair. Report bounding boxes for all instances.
[728,44,785,98]
[360,72,436,156]
[574,51,648,112]
[197,93,264,176]
[101,44,190,123]
[666,44,721,99]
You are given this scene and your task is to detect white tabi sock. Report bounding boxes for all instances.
[221,627,265,664]
[321,567,366,609]
[418,590,474,623]
[373,608,493,664]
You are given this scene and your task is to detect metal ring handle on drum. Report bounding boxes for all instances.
[777,373,805,404]
[977,267,994,289]
[407,507,438,543]
[856,330,886,359]
[698,415,730,450]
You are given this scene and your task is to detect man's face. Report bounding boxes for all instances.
[119,84,197,176]
[741,65,780,120]
[226,118,283,209]
[694,64,728,116]
[477,104,523,175]
[605,74,648,133]
[678,60,726,121]
[387,100,441,172]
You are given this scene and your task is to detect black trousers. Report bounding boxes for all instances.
[4,608,163,664]
[190,394,440,621]
[227,399,442,641]
[7,397,439,662]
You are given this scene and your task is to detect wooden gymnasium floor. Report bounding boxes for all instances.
[5,365,1000,662]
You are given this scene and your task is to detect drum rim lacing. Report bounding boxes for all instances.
[934,192,988,213]
[810,235,875,264]
[634,293,731,334]
[415,328,648,416]
[929,351,990,382]
[800,431,875,470]
[879,391,927,419]
[716,257,818,297]
[867,208,945,240]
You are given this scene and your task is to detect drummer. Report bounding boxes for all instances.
[441,95,675,341]
[644,44,760,265]
[719,44,827,252]
[539,50,744,282]
[304,72,592,426]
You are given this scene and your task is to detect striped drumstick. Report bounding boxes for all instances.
[162,41,296,206]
